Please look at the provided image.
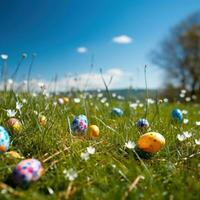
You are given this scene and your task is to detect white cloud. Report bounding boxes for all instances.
[112,35,133,44]
[2,68,125,92]
[77,47,88,54]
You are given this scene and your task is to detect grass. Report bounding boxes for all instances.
[0,91,200,200]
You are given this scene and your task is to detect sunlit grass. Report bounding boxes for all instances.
[0,91,200,200]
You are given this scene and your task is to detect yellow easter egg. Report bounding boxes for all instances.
[6,151,23,159]
[63,97,70,104]
[38,115,47,127]
[138,132,165,153]
[88,125,100,138]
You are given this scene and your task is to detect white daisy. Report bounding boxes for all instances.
[63,168,78,181]
[195,139,200,145]
[6,109,17,117]
[80,152,90,161]
[86,146,95,155]
[125,141,136,149]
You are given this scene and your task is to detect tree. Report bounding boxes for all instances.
[151,11,200,95]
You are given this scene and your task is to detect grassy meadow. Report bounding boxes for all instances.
[0,90,200,200]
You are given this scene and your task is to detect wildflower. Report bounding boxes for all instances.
[185,97,191,102]
[105,102,109,107]
[180,93,185,98]
[177,131,192,141]
[63,168,78,181]
[130,103,138,109]
[181,89,186,94]
[6,109,17,117]
[1,54,8,60]
[163,98,168,103]
[74,98,80,103]
[139,103,144,108]
[80,152,90,161]
[125,141,136,149]
[22,98,27,104]
[182,110,188,115]
[177,134,186,141]
[97,93,103,98]
[183,131,192,138]
[195,139,200,145]
[147,98,155,104]
[86,146,95,154]
[195,121,200,126]
[100,97,107,103]
[183,119,189,124]
[16,101,23,111]
[112,93,116,97]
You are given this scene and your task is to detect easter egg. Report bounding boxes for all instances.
[88,125,100,137]
[58,98,64,105]
[138,132,165,153]
[137,118,149,129]
[6,151,23,159]
[63,97,69,104]
[171,108,183,122]
[6,118,22,134]
[13,158,44,186]
[0,126,10,153]
[38,115,47,127]
[111,108,124,117]
[71,115,88,135]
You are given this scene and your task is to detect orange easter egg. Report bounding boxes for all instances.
[138,132,165,153]
[88,125,100,138]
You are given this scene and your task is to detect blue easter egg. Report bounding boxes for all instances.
[137,118,149,129]
[171,109,183,122]
[0,126,10,153]
[111,108,124,117]
[71,115,88,135]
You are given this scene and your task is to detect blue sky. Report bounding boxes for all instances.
[0,0,200,90]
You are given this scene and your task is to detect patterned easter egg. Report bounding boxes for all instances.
[138,132,165,153]
[137,118,149,129]
[0,126,10,153]
[71,115,88,135]
[13,158,44,186]
[88,125,100,137]
[111,108,124,117]
[6,118,22,134]
[38,115,47,127]
[171,108,183,122]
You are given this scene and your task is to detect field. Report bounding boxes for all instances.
[0,91,200,200]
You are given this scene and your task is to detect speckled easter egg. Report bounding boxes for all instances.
[0,126,10,153]
[13,158,44,186]
[138,132,165,153]
[111,108,124,117]
[137,118,149,129]
[88,125,100,138]
[63,97,69,104]
[6,118,22,134]
[171,108,183,122]
[38,115,47,127]
[71,115,88,135]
